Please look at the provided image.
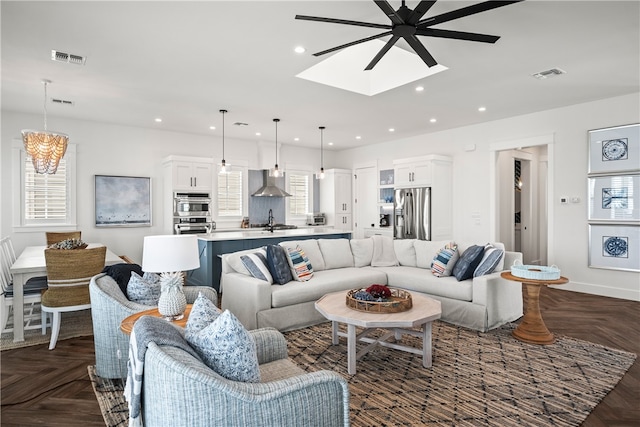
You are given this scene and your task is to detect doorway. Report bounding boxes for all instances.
[492,136,552,265]
[354,163,377,239]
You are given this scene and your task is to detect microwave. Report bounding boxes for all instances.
[306,213,326,226]
[174,192,211,217]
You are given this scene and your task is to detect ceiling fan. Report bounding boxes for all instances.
[295,0,523,70]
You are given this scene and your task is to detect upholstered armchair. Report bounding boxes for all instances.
[142,327,350,427]
[89,272,218,379]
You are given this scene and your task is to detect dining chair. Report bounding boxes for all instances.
[45,231,82,246]
[0,237,49,333]
[41,246,106,349]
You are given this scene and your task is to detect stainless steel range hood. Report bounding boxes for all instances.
[252,170,291,197]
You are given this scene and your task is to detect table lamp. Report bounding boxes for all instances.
[141,235,200,320]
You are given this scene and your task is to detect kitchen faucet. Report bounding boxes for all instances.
[267,209,274,232]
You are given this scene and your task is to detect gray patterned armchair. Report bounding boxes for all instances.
[89,272,218,379]
[142,327,350,427]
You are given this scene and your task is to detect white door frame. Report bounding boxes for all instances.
[353,161,378,239]
[489,133,555,262]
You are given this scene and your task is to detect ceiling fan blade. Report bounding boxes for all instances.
[417,0,524,28]
[415,28,500,43]
[404,35,438,67]
[407,1,437,25]
[295,14,390,30]
[364,35,400,70]
[373,0,404,25]
[313,31,393,57]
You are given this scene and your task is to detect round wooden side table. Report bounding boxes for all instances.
[501,271,568,345]
[120,304,192,335]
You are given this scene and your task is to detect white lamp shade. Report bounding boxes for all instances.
[141,235,200,273]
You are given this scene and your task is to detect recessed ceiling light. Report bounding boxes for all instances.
[328,142,334,146]
[209,126,216,130]
[154,118,162,123]
[355,136,362,140]
[478,106,486,112]
[294,46,306,54]
[388,128,395,132]
[415,86,424,92]
[294,137,300,141]
[255,132,261,136]
[430,118,437,123]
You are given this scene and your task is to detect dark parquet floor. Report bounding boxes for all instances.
[1,287,639,426]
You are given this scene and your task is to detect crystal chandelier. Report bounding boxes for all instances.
[21,80,69,174]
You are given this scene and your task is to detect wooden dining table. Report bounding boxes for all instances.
[9,243,122,342]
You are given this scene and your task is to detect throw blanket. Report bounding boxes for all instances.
[371,235,399,267]
[124,316,200,427]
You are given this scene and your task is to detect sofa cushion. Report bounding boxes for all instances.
[350,239,373,267]
[431,242,459,277]
[266,245,293,285]
[394,239,417,267]
[285,246,314,282]
[126,271,161,306]
[414,240,445,269]
[271,268,388,308]
[371,235,399,267]
[185,292,221,341]
[453,245,485,281]
[474,243,505,277]
[374,266,473,302]
[102,263,144,296]
[279,240,325,271]
[241,250,273,284]
[187,309,260,383]
[318,239,354,269]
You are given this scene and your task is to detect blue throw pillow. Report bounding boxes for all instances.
[186,309,260,383]
[452,245,485,281]
[474,244,505,277]
[266,245,293,285]
[240,251,273,284]
[126,271,161,306]
[102,263,144,297]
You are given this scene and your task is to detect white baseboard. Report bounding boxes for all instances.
[549,281,640,302]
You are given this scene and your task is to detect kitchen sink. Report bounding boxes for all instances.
[250,223,298,231]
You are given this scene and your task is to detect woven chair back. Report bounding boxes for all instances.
[45,246,106,288]
[46,231,82,246]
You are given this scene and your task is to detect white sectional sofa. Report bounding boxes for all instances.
[221,237,523,333]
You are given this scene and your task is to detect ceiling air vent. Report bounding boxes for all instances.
[51,98,74,106]
[532,68,566,80]
[51,50,86,65]
[233,122,249,126]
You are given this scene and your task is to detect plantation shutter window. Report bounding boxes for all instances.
[218,170,243,217]
[288,173,309,216]
[24,156,69,224]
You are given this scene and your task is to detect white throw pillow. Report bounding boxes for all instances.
[394,239,417,267]
[279,240,326,271]
[350,239,374,267]
[318,239,354,269]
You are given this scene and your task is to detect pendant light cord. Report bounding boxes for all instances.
[319,126,325,169]
[273,118,280,168]
[43,80,49,131]
[220,109,227,160]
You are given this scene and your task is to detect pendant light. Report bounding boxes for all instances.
[21,80,69,174]
[219,109,229,174]
[317,126,326,179]
[272,118,281,177]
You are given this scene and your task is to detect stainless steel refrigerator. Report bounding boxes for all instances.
[394,187,431,240]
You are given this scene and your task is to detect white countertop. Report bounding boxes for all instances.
[197,227,351,241]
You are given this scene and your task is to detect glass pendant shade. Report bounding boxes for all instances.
[21,80,68,174]
[219,109,229,174]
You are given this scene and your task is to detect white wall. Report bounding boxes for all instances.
[1,111,321,263]
[332,93,640,301]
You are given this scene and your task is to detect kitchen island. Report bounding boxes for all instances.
[187,228,351,292]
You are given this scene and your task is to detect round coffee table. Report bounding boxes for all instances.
[120,304,192,335]
[315,290,441,375]
[501,271,568,345]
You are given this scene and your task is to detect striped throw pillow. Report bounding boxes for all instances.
[474,244,505,277]
[286,246,314,282]
[240,251,273,284]
[431,242,459,277]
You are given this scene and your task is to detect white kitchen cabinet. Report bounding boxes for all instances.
[320,169,352,230]
[363,227,393,238]
[393,157,434,187]
[164,156,214,192]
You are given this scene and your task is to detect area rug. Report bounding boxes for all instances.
[89,321,636,427]
[1,309,94,351]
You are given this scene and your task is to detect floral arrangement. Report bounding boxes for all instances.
[353,284,392,302]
